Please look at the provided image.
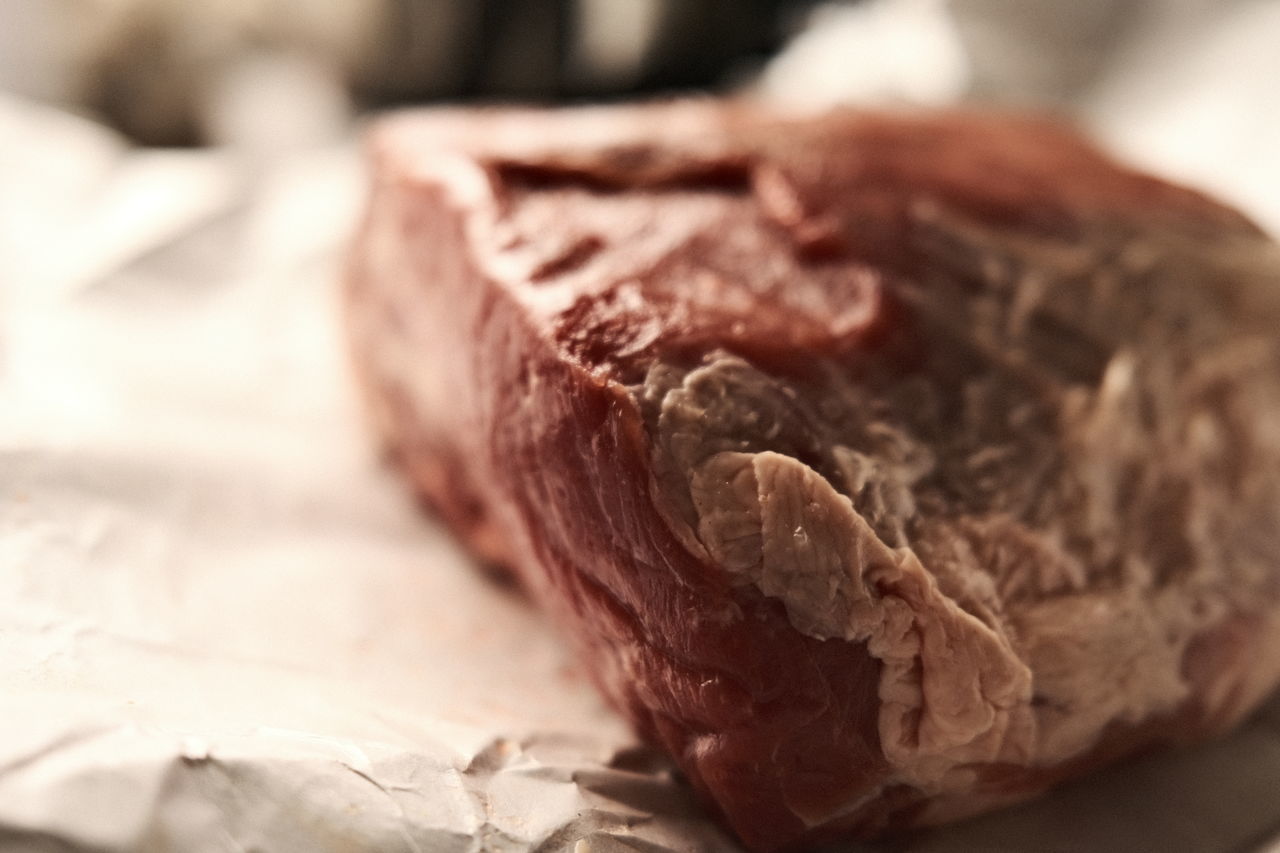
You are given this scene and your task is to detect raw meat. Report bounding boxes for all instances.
[344,102,1280,852]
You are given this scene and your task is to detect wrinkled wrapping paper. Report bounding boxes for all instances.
[2,88,1280,853]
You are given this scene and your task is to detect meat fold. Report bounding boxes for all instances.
[345,102,1280,852]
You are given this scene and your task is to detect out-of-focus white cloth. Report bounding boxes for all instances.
[1083,0,1280,236]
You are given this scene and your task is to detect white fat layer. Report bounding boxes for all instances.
[691,449,1035,780]
[645,339,1280,805]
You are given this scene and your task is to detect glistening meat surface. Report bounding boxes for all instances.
[344,103,1280,852]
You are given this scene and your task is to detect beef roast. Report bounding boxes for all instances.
[344,102,1280,851]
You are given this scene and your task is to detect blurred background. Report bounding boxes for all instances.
[3,0,1279,304]
[3,0,1280,215]
[1,1,1278,211]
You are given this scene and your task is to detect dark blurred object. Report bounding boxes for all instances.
[62,0,808,146]
[75,0,370,147]
[359,0,799,101]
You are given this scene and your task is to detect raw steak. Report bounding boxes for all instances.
[344,103,1280,851]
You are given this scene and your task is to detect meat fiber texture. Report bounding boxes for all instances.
[345,102,1280,852]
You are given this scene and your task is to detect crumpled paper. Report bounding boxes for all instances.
[1,87,1279,853]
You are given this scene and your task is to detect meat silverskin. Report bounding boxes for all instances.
[345,102,1280,851]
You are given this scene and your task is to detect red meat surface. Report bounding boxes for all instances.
[345,103,1280,851]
